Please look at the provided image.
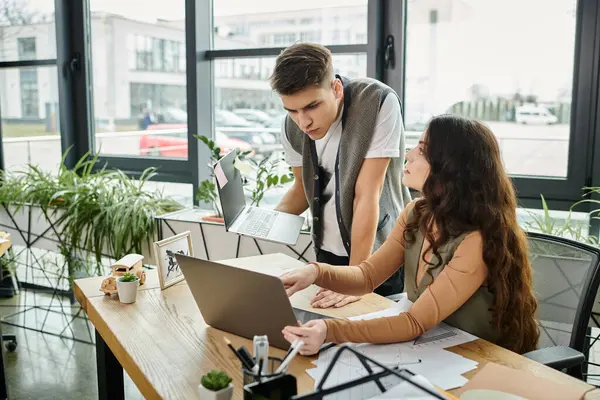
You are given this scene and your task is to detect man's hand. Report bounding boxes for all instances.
[280,264,319,297]
[311,287,361,308]
[282,320,328,356]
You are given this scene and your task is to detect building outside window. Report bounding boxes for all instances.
[19,70,39,118]
[128,34,184,73]
[273,33,296,46]
[130,82,186,117]
[17,37,37,59]
[18,38,39,118]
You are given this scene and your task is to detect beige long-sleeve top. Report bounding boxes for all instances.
[313,201,489,344]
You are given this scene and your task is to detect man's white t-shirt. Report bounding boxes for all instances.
[280,93,404,257]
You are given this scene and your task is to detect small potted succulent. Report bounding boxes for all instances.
[116,272,140,304]
[198,369,233,400]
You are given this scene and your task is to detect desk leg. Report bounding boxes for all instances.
[0,334,9,400]
[95,330,124,400]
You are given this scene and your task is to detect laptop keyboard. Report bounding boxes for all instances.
[238,208,277,237]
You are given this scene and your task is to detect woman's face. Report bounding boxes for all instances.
[402,130,431,192]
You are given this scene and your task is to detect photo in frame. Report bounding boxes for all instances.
[153,231,194,290]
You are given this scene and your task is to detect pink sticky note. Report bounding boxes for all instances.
[214,162,228,189]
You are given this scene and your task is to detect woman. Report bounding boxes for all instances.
[281,114,539,356]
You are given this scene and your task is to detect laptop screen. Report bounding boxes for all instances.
[214,150,246,229]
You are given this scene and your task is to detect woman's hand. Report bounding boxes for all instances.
[282,320,328,356]
[311,288,362,308]
[280,263,319,297]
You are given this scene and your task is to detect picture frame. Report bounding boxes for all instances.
[153,231,194,290]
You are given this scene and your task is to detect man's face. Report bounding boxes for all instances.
[280,79,343,140]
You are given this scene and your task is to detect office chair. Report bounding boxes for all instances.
[522,231,600,380]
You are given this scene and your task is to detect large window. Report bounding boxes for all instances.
[0,1,59,174]
[213,1,368,49]
[0,66,61,173]
[3,0,595,218]
[207,1,372,207]
[404,0,577,178]
[89,1,187,159]
[0,8,55,62]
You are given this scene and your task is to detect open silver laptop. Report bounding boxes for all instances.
[215,150,305,246]
[175,253,332,350]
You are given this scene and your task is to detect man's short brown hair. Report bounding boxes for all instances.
[270,43,334,95]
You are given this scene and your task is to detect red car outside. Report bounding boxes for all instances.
[139,124,253,158]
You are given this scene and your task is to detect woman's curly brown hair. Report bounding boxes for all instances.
[404,114,539,354]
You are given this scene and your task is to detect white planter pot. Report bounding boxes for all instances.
[116,279,139,304]
[198,383,233,400]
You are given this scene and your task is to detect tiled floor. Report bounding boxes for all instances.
[0,289,143,400]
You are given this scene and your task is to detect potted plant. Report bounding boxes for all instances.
[116,272,140,304]
[246,157,294,207]
[198,369,233,400]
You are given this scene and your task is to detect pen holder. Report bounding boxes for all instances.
[242,356,286,385]
[243,373,297,400]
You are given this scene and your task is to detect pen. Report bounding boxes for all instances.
[223,337,254,371]
[257,356,264,379]
[275,340,304,374]
[283,339,299,361]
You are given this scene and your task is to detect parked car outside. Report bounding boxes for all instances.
[515,105,558,125]
[232,108,272,126]
[139,109,275,158]
[216,109,277,157]
[139,128,252,158]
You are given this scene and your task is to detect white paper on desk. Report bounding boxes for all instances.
[368,374,442,399]
[309,351,423,400]
[409,323,478,351]
[406,349,477,390]
[348,293,412,321]
[310,343,477,392]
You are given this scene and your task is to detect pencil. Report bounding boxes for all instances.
[223,337,254,370]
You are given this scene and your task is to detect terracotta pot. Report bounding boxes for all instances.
[201,215,225,223]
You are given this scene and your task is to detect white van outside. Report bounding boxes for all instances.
[515,106,559,125]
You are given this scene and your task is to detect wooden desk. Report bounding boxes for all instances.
[75,253,599,399]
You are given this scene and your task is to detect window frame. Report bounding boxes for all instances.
[381,0,600,212]
[40,0,600,224]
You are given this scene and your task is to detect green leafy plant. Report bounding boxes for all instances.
[119,272,138,282]
[246,157,294,207]
[525,194,598,246]
[194,135,224,217]
[0,147,184,277]
[200,369,232,392]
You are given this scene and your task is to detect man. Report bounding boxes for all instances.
[271,43,411,308]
